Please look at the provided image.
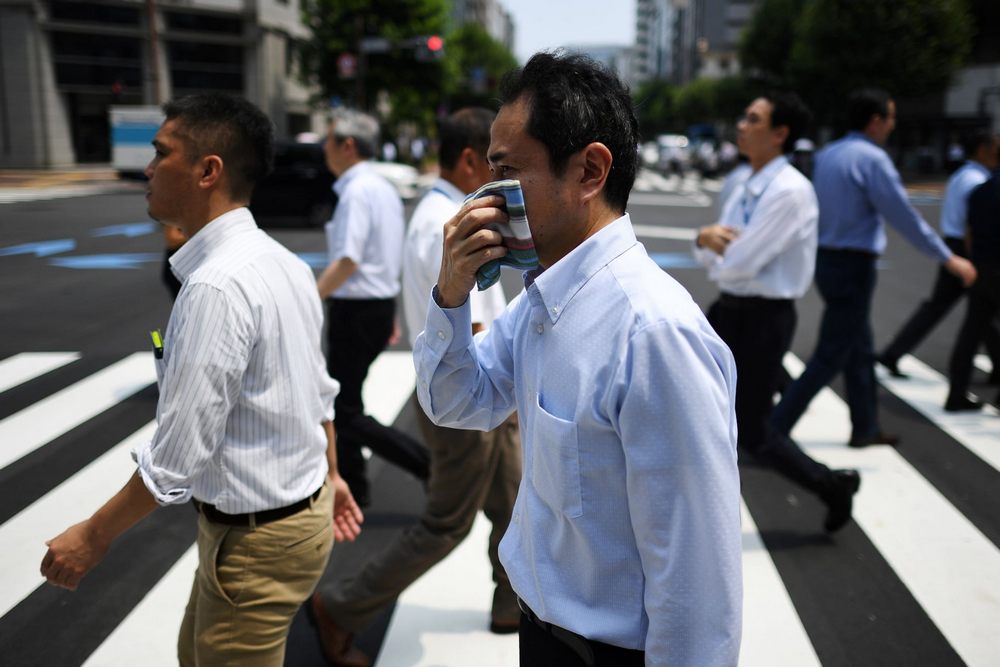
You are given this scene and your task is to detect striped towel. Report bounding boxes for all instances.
[464,179,539,290]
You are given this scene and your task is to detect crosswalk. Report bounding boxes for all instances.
[0,348,997,665]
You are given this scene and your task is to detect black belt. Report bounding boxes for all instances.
[718,292,792,307]
[194,486,322,527]
[517,597,596,666]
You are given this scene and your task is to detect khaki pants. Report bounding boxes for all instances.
[321,396,521,630]
[178,483,334,667]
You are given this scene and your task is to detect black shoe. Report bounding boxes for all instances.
[876,354,908,379]
[944,395,983,413]
[823,469,861,533]
[848,431,900,448]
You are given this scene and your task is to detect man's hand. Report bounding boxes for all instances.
[329,474,364,542]
[40,520,110,591]
[436,195,509,308]
[945,254,977,287]
[696,225,739,255]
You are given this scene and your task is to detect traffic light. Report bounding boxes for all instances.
[415,35,444,61]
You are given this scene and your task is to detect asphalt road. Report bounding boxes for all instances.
[1,181,997,666]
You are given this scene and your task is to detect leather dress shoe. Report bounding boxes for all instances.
[309,593,371,667]
[848,431,900,448]
[823,469,861,533]
[944,395,983,413]
[876,355,908,379]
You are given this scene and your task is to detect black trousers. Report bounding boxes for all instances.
[948,263,1000,402]
[708,294,833,496]
[882,237,1000,366]
[325,298,430,501]
[518,613,644,667]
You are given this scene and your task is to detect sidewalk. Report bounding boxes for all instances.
[0,166,122,189]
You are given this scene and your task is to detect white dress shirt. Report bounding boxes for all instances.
[133,208,340,514]
[325,161,405,299]
[401,178,507,347]
[415,215,742,665]
[695,155,818,299]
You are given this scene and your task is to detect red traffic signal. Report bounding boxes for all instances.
[427,35,443,52]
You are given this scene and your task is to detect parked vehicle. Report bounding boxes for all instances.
[250,141,336,228]
[656,134,691,175]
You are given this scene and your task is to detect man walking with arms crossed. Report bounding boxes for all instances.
[415,53,742,666]
[40,93,362,666]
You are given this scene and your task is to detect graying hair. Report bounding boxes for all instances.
[330,108,379,159]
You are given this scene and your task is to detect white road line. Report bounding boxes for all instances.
[376,514,518,667]
[740,501,820,667]
[0,422,156,618]
[0,353,155,471]
[0,352,80,394]
[82,545,197,667]
[785,354,1000,667]
[363,351,417,426]
[629,192,712,207]
[632,224,697,241]
[0,185,121,205]
[877,355,1000,473]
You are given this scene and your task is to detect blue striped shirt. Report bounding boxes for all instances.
[133,208,340,513]
[813,132,951,261]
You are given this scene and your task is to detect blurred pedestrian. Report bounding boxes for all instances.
[40,93,362,666]
[771,88,977,448]
[415,52,741,666]
[317,108,430,507]
[878,130,1000,382]
[695,92,860,532]
[946,171,1000,411]
[310,107,522,667]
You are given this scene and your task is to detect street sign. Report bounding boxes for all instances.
[337,52,357,79]
[359,37,391,54]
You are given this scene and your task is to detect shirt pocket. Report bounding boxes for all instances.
[531,395,582,518]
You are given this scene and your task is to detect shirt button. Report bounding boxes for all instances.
[551,306,559,315]
[437,331,445,340]
[536,324,544,334]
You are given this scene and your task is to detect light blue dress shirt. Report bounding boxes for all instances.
[940,160,991,240]
[813,132,951,261]
[414,215,742,665]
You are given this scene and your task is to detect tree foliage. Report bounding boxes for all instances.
[443,24,519,110]
[299,0,449,130]
[738,0,809,84]
[634,80,677,137]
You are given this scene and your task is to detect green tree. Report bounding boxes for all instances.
[738,0,808,84]
[788,0,972,120]
[634,80,678,137]
[672,77,756,128]
[299,0,449,129]
[443,24,518,109]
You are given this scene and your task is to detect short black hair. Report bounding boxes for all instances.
[963,129,996,158]
[438,107,495,169]
[498,51,640,213]
[163,93,274,201]
[846,88,893,132]
[762,91,812,154]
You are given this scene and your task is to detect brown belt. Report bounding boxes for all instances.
[194,486,322,527]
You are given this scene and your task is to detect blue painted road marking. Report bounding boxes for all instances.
[0,239,76,258]
[91,222,157,238]
[49,253,161,269]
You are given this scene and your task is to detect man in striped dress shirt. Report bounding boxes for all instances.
[40,93,363,666]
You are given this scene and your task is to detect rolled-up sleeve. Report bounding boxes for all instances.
[612,320,743,665]
[413,291,517,432]
[132,283,252,505]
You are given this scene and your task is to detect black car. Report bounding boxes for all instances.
[250,141,336,227]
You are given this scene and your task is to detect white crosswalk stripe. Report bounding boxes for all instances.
[1,349,999,665]
[0,185,124,204]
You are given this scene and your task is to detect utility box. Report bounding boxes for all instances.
[109,106,164,176]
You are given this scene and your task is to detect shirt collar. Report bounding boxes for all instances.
[169,207,257,281]
[963,160,991,178]
[332,160,373,197]
[524,214,637,324]
[745,154,789,198]
[431,177,465,203]
[846,130,880,148]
